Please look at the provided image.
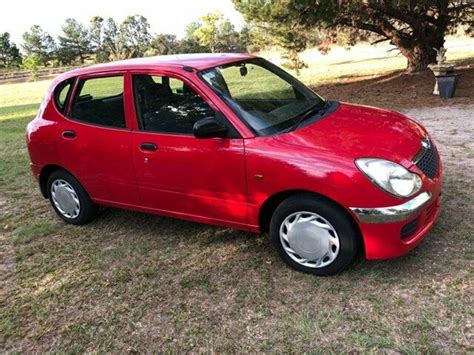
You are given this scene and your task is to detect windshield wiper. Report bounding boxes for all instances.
[281,101,329,133]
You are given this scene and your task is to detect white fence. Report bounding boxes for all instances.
[0,66,77,82]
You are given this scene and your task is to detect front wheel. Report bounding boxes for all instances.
[270,194,359,276]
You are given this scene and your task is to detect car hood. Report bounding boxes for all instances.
[274,102,427,163]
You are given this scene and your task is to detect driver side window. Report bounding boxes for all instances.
[132,75,215,134]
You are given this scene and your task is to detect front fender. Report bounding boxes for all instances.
[244,137,405,227]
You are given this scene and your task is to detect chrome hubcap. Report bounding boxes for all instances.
[280,211,340,268]
[51,179,80,219]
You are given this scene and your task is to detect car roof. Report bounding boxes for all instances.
[56,53,256,81]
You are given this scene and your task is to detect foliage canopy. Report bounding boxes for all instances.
[233,0,474,72]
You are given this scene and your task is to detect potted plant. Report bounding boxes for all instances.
[428,47,460,99]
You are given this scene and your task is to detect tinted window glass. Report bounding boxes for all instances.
[133,74,214,134]
[55,79,74,113]
[200,58,325,136]
[70,76,125,128]
[221,63,296,100]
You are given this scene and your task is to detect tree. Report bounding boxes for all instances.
[102,18,124,61]
[22,55,41,80]
[193,12,225,52]
[90,16,109,63]
[21,25,56,66]
[191,12,245,52]
[185,21,202,39]
[237,25,255,51]
[195,12,218,52]
[0,32,22,69]
[232,14,309,73]
[58,18,92,65]
[120,15,151,58]
[277,26,308,75]
[55,46,77,66]
[176,37,208,54]
[216,18,242,52]
[147,34,179,56]
[239,25,274,52]
[179,21,208,53]
[233,0,474,72]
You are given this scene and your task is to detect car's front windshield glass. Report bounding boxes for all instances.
[199,58,325,136]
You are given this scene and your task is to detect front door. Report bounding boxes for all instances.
[130,73,247,225]
[57,73,138,205]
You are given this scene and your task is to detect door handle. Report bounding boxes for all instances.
[62,130,76,139]
[140,142,158,151]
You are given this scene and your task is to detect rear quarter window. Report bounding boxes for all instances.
[54,78,75,113]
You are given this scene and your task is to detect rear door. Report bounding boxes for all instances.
[129,71,248,225]
[57,72,139,205]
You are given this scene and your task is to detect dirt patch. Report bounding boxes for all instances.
[316,60,474,111]
[405,105,474,173]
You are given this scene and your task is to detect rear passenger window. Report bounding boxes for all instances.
[70,76,126,128]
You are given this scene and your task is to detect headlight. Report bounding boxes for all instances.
[355,158,422,198]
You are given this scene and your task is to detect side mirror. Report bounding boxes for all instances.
[193,116,228,139]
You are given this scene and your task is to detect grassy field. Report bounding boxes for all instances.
[0,47,473,352]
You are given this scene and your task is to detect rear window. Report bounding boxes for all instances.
[70,76,126,128]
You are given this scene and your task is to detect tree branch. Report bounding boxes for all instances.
[447,2,474,13]
[338,18,387,38]
[365,2,419,28]
[370,37,390,45]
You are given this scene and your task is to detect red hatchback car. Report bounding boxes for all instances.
[26,53,442,275]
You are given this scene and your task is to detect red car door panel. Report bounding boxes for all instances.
[57,73,139,205]
[132,132,247,224]
[57,121,138,204]
[129,72,247,224]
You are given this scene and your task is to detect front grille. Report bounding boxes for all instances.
[414,140,439,179]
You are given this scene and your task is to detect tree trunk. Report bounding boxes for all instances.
[403,46,437,73]
[394,29,445,73]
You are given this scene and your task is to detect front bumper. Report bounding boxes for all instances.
[350,192,432,223]
[349,187,442,260]
[348,135,442,259]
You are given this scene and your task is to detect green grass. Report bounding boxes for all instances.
[0,50,473,352]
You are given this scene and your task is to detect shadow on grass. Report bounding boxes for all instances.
[328,54,402,66]
[314,57,474,109]
[79,201,450,284]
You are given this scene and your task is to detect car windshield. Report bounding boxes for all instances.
[199,58,325,136]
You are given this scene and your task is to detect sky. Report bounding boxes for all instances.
[0,0,245,45]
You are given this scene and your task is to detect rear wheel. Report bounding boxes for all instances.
[270,194,358,276]
[47,170,98,225]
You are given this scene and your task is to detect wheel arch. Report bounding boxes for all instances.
[258,189,364,253]
[39,164,72,198]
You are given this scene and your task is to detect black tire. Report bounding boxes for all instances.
[47,170,98,225]
[270,193,359,276]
